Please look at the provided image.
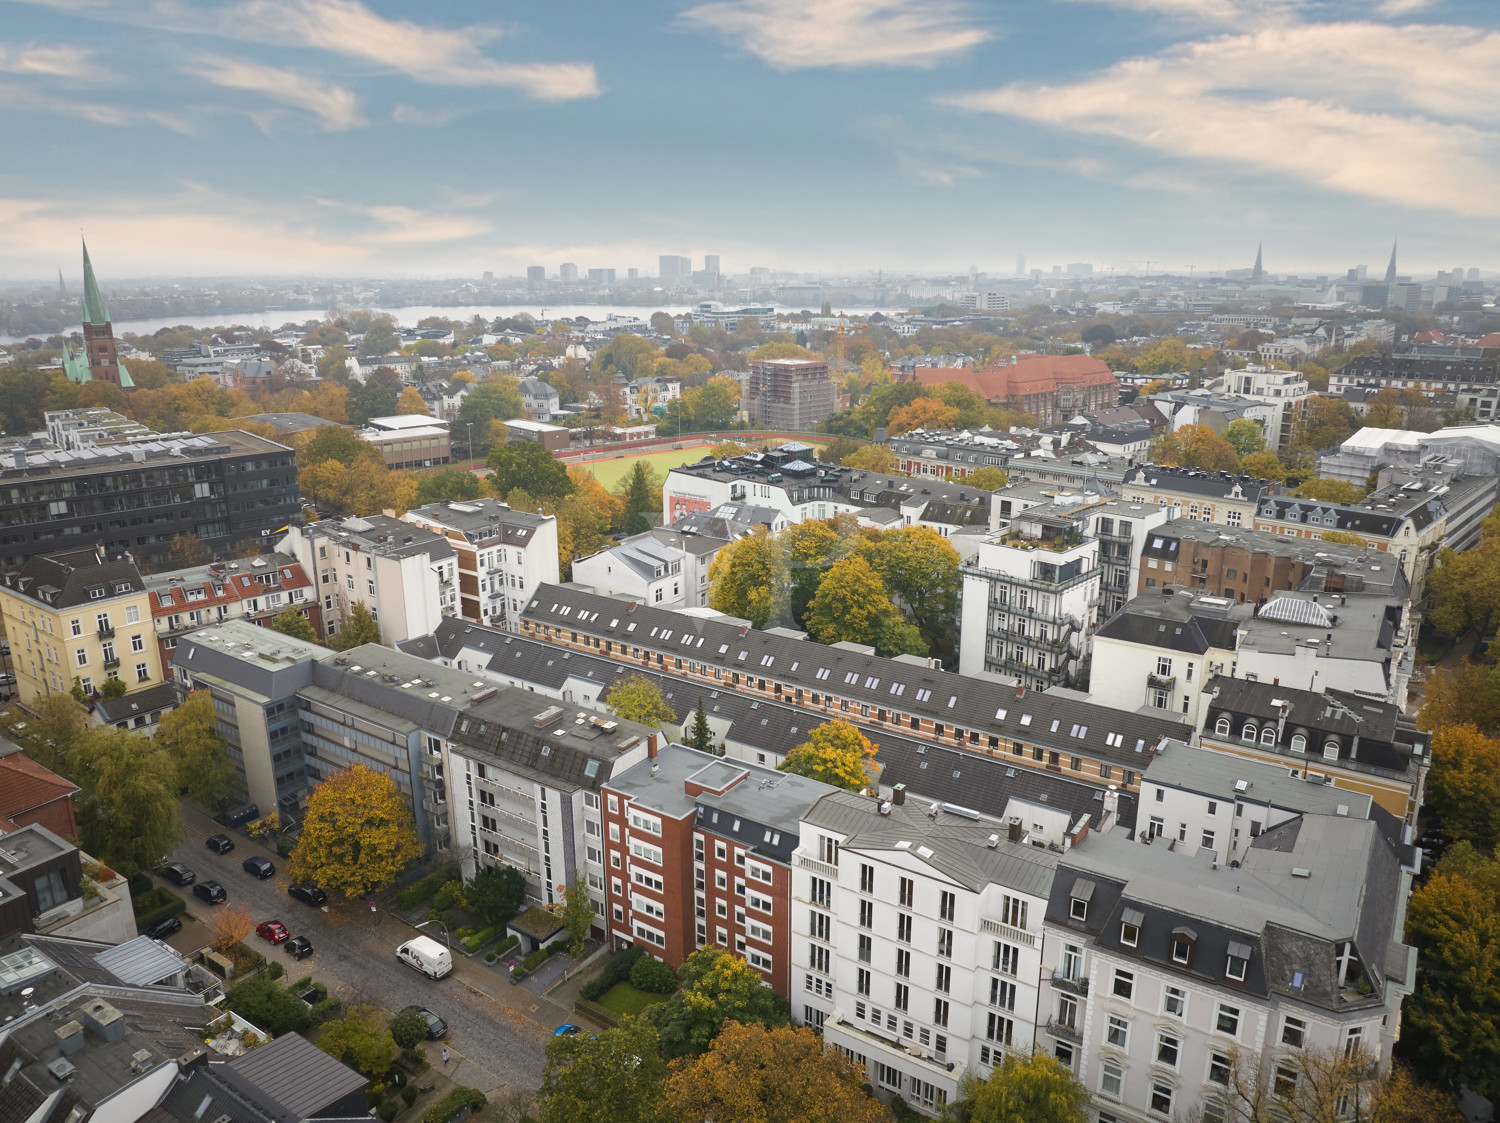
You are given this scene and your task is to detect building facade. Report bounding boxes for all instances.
[401,499,558,630]
[744,358,839,430]
[145,557,319,668]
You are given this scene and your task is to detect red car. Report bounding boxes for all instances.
[255,920,289,945]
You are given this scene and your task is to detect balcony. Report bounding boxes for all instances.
[963,562,1097,596]
[794,852,839,878]
[980,918,1037,947]
[96,625,114,639]
[1044,1017,1083,1044]
[1051,971,1090,996]
[1096,528,1134,543]
[1147,673,1175,689]
[102,656,120,669]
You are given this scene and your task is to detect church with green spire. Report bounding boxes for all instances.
[60,240,134,389]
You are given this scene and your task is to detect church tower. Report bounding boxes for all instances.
[1384,239,1398,286]
[1251,241,1263,282]
[61,240,133,388]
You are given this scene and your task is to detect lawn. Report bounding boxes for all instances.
[596,981,671,1018]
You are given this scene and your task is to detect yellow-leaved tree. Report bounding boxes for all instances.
[396,386,429,415]
[289,764,422,899]
[778,720,878,792]
[605,674,678,729]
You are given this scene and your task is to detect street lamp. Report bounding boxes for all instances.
[417,918,451,950]
[465,422,474,467]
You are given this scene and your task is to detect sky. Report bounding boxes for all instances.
[3,0,1500,281]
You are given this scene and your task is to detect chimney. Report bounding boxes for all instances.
[1007,821,1024,843]
[1015,682,1026,699]
[738,624,749,637]
[891,783,906,806]
[382,508,396,519]
[1103,784,1120,818]
[646,732,659,759]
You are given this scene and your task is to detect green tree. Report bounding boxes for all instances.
[331,601,381,650]
[316,1004,399,1080]
[658,1021,892,1123]
[605,674,677,728]
[644,948,791,1060]
[856,526,960,646]
[414,467,482,505]
[956,1049,1090,1123]
[316,344,350,380]
[622,511,651,536]
[457,381,523,442]
[225,972,312,1036]
[621,462,655,521]
[560,872,594,956]
[464,863,527,925]
[71,727,181,874]
[1222,417,1268,456]
[356,316,400,357]
[21,693,89,774]
[271,606,319,644]
[538,1017,668,1123]
[874,612,928,658]
[388,1007,430,1050]
[967,465,1009,491]
[689,699,713,754]
[100,678,127,700]
[778,720,878,791]
[488,441,575,501]
[707,527,791,629]
[1292,395,1359,456]
[155,690,241,809]
[805,556,901,648]
[289,764,422,898]
[1428,508,1500,641]
[820,436,863,466]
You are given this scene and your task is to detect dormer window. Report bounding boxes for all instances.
[1226,941,1251,981]
[1171,926,1196,966]
[1120,908,1144,948]
[1070,877,1095,922]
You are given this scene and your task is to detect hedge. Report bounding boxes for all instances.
[129,871,153,898]
[494,935,518,957]
[134,894,187,931]
[396,864,461,911]
[579,946,646,1002]
[132,886,180,918]
[421,1086,486,1123]
[462,925,499,952]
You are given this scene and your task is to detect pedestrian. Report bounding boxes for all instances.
[442,1048,449,1067]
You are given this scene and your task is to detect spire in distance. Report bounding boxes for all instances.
[81,238,110,326]
[57,269,66,301]
[1252,241,1263,282]
[1384,239,1398,286]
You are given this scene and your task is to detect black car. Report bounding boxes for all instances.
[289,884,327,907]
[242,855,275,879]
[401,1006,448,1039]
[143,914,181,940]
[285,935,314,960]
[193,880,226,904]
[159,862,196,886]
[205,834,235,855]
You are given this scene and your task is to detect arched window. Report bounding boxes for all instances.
[1260,727,1277,746]
[1323,740,1341,759]
[1214,716,1231,737]
[1290,733,1307,754]
[1242,723,1257,741]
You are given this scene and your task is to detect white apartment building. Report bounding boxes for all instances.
[279,514,458,645]
[794,790,1062,1118]
[957,508,1101,688]
[1038,810,1414,1123]
[1077,501,1173,619]
[1090,590,1241,724]
[1214,366,1310,451]
[401,498,559,629]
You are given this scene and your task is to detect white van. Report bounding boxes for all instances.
[396,935,453,979]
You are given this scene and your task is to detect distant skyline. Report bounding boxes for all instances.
[3,0,1499,280]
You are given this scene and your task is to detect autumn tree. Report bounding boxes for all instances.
[1151,423,1241,471]
[856,525,960,646]
[289,764,422,898]
[1291,477,1367,504]
[1425,724,1500,850]
[778,720,877,792]
[271,606,319,643]
[1238,450,1287,482]
[1135,338,1191,378]
[968,465,1009,491]
[560,872,594,956]
[643,947,791,1059]
[886,396,958,435]
[658,1022,891,1123]
[1222,417,1268,456]
[708,527,791,628]
[538,1017,668,1123]
[956,1048,1090,1123]
[294,425,375,469]
[804,556,904,650]
[841,443,900,473]
[170,533,211,568]
[605,674,677,728]
[396,386,429,415]
[1291,396,1359,456]
[19,693,89,775]
[299,458,417,517]
[155,690,241,809]
[71,727,181,874]
[1427,508,1500,640]
[207,904,254,954]
[331,601,381,650]
[1418,661,1500,737]
[316,1004,400,1080]
[781,519,849,624]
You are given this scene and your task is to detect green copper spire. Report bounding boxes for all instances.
[81,238,110,326]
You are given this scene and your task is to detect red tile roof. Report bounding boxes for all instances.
[914,354,1117,401]
[0,752,79,828]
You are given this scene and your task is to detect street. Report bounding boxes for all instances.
[164,805,559,1094]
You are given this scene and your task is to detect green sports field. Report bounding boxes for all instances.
[572,438,827,491]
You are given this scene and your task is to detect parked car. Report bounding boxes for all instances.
[242,856,275,879]
[288,884,327,907]
[285,936,314,960]
[193,880,226,905]
[553,1024,581,1037]
[396,936,453,979]
[255,920,289,944]
[205,834,234,855]
[143,914,181,940]
[401,1005,448,1039]
[159,862,196,886]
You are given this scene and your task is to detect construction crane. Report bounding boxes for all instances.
[1143,260,1158,277]
[834,312,847,385]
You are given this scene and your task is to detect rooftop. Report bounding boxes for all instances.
[1143,738,1373,820]
[405,497,551,543]
[299,514,457,562]
[0,430,290,483]
[178,617,330,666]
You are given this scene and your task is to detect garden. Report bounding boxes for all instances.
[576,947,677,1026]
[392,862,526,959]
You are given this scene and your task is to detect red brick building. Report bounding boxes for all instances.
[913,354,1118,426]
[601,744,837,997]
[0,748,79,839]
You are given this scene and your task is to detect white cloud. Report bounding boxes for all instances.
[679,0,989,69]
[11,0,601,100]
[941,21,1500,217]
[0,78,194,132]
[0,43,94,77]
[1376,0,1436,14]
[185,57,363,129]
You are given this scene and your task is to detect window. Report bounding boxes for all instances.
[936,928,953,958]
[859,900,873,928]
[1002,895,1028,930]
[70,619,82,637]
[935,963,951,993]
[857,968,871,996]
[1070,896,1088,921]
[939,890,955,921]
[987,1013,1014,1045]
[899,876,914,907]
[1216,1003,1241,1037]
[1156,656,1172,676]
[1226,948,1248,981]
[1171,934,1193,964]
[1106,1016,1129,1049]
[1061,943,1082,981]
[1113,969,1135,1000]
[1281,1016,1306,1049]
[1150,1082,1174,1117]
[34,868,69,912]
[895,949,910,978]
[996,941,1020,976]
[75,649,88,667]
[990,978,1016,1010]
[858,934,872,963]
[897,914,912,943]
[894,983,909,1012]
[1121,919,1140,947]
[933,998,949,1028]
[1163,986,1185,1017]
[1100,1061,1123,1099]
[125,604,140,624]
[860,863,875,893]
[136,662,149,682]
[1242,723,1257,740]
[1274,1065,1298,1099]
[1156,1033,1180,1068]
[1209,1051,1232,1085]
[1215,716,1230,736]
[1290,733,1307,754]
[1344,1026,1363,1059]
